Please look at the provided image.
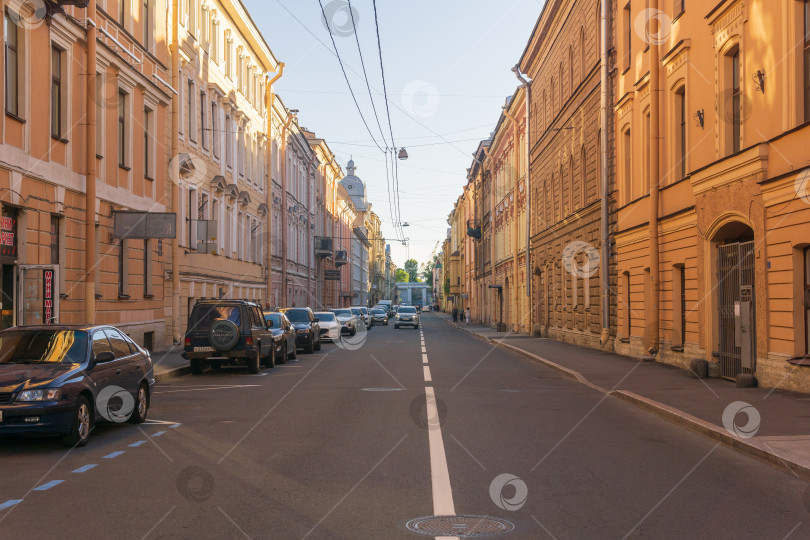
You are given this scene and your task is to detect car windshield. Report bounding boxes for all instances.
[283,309,310,323]
[359,308,368,314]
[315,313,336,322]
[399,307,417,314]
[264,313,282,328]
[333,309,351,317]
[371,309,385,315]
[350,308,361,315]
[0,330,88,364]
[189,305,241,330]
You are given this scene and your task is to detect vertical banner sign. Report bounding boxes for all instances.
[0,215,16,258]
[43,269,54,324]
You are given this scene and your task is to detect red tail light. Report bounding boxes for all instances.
[184,337,191,347]
[245,336,254,346]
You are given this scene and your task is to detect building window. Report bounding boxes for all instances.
[674,86,686,181]
[188,80,195,142]
[674,0,685,17]
[622,271,631,338]
[200,91,207,150]
[144,107,153,179]
[622,127,631,203]
[118,91,128,168]
[726,47,741,154]
[51,46,63,139]
[211,19,218,61]
[212,102,219,158]
[673,264,686,347]
[144,239,153,297]
[804,0,810,122]
[96,73,104,157]
[50,215,60,265]
[118,239,129,298]
[5,10,20,117]
[805,247,810,355]
[580,145,587,207]
[623,2,631,71]
[225,115,233,168]
[119,0,126,26]
[225,36,232,77]
[143,0,150,48]
[644,110,651,194]
[580,27,586,82]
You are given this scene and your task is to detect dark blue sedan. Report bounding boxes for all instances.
[0,325,155,447]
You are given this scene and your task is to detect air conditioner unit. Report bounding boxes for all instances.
[335,250,348,267]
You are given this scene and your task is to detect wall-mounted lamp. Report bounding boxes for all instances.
[752,69,765,93]
[693,109,705,128]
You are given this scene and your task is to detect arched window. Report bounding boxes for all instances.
[580,27,586,82]
[568,46,574,93]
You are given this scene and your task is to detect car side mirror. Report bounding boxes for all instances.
[94,351,115,364]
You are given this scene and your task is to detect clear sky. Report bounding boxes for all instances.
[242,0,544,268]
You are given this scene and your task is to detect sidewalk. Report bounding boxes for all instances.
[434,312,810,481]
[149,348,190,382]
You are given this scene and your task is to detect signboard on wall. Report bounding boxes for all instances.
[113,211,177,239]
[43,269,54,324]
[0,209,17,259]
[324,270,341,281]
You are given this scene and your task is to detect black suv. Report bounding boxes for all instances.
[183,300,276,374]
[280,308,321,354]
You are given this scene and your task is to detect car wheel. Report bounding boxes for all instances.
[248,348,261,374]
[127,383,149,424]
[288,342,297,360]
[265,344,276,369]
[61,395,91,447]
[190,359,205,375]
[315,336,322,351]
[304,335,314,354]
[277,342,287,364]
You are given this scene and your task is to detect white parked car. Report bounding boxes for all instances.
[332,308,358,336]
[315,311,341,342]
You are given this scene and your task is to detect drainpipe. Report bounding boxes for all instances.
[307,154,315,307]
[280,113,293,306]
[512,67,532,330]
[648,0,661,356]
[503,105,519,331]
[599,0,611,346]
[85,0,97,324]
[170,0,181,343]
[265,63,284,308]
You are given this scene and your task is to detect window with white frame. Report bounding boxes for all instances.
[51,45,66,140]
[118,90,129,168]
[5,9,21,118]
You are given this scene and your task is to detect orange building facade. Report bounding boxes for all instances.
[614,0,810,390]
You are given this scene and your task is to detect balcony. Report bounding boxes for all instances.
[335,250,348,267]
[466,219,481,240]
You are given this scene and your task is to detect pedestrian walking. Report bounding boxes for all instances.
[464,307,471,324]
[452,307,458,322]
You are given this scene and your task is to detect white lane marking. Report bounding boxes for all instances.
[129,441,146,447]
[103,451,125,459]
[425,386,456,516]
[33,480,63,491]
[0,500,22,511]
[422,353,429,363]
[152,431,166,437]
[423,366,432,382]
[72,464,96,473]
[169,423,182,429]
[421,346,427,353]
[154,385,261,394]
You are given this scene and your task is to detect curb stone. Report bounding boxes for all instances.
[440,315,810,481]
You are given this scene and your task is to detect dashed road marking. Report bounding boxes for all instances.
[424,366,432,382]
[33,480,63,491]
[425,386,455,516]
[422,353,429,363]
[169,423,182,429]
[0,500,22,511]
[72,464,97,473]
[152,431,166,437]
[129,441,146,447]
[104,451,125,459]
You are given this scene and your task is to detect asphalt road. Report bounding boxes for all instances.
[1,314,808,539]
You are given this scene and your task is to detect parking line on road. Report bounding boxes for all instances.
[152,431,166,437]
[169,423,182,429]
[0,500,22,511]
[103,451,125,459]
[72,464,97,474]
[425,386,456,516]
[129,441,146,447]
[423,366,432,382]
[33,480,63,491]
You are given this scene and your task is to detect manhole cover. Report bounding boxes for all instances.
[405,515,514,537]
[361,387,404,392]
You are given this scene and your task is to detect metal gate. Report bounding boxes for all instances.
[718,241,755,379]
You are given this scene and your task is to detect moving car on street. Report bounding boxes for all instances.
[0,325,154,447]
[370,308,389,326]
[280,308,322,354]
[422,305,431,312]
[183,300,276,374]
[353,306,371,328]
[332,309,358,336]
[315,312,341,342]
[395,306,420,329]
[263,311,297,363]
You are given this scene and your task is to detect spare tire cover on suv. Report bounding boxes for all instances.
[209,320,240,350]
